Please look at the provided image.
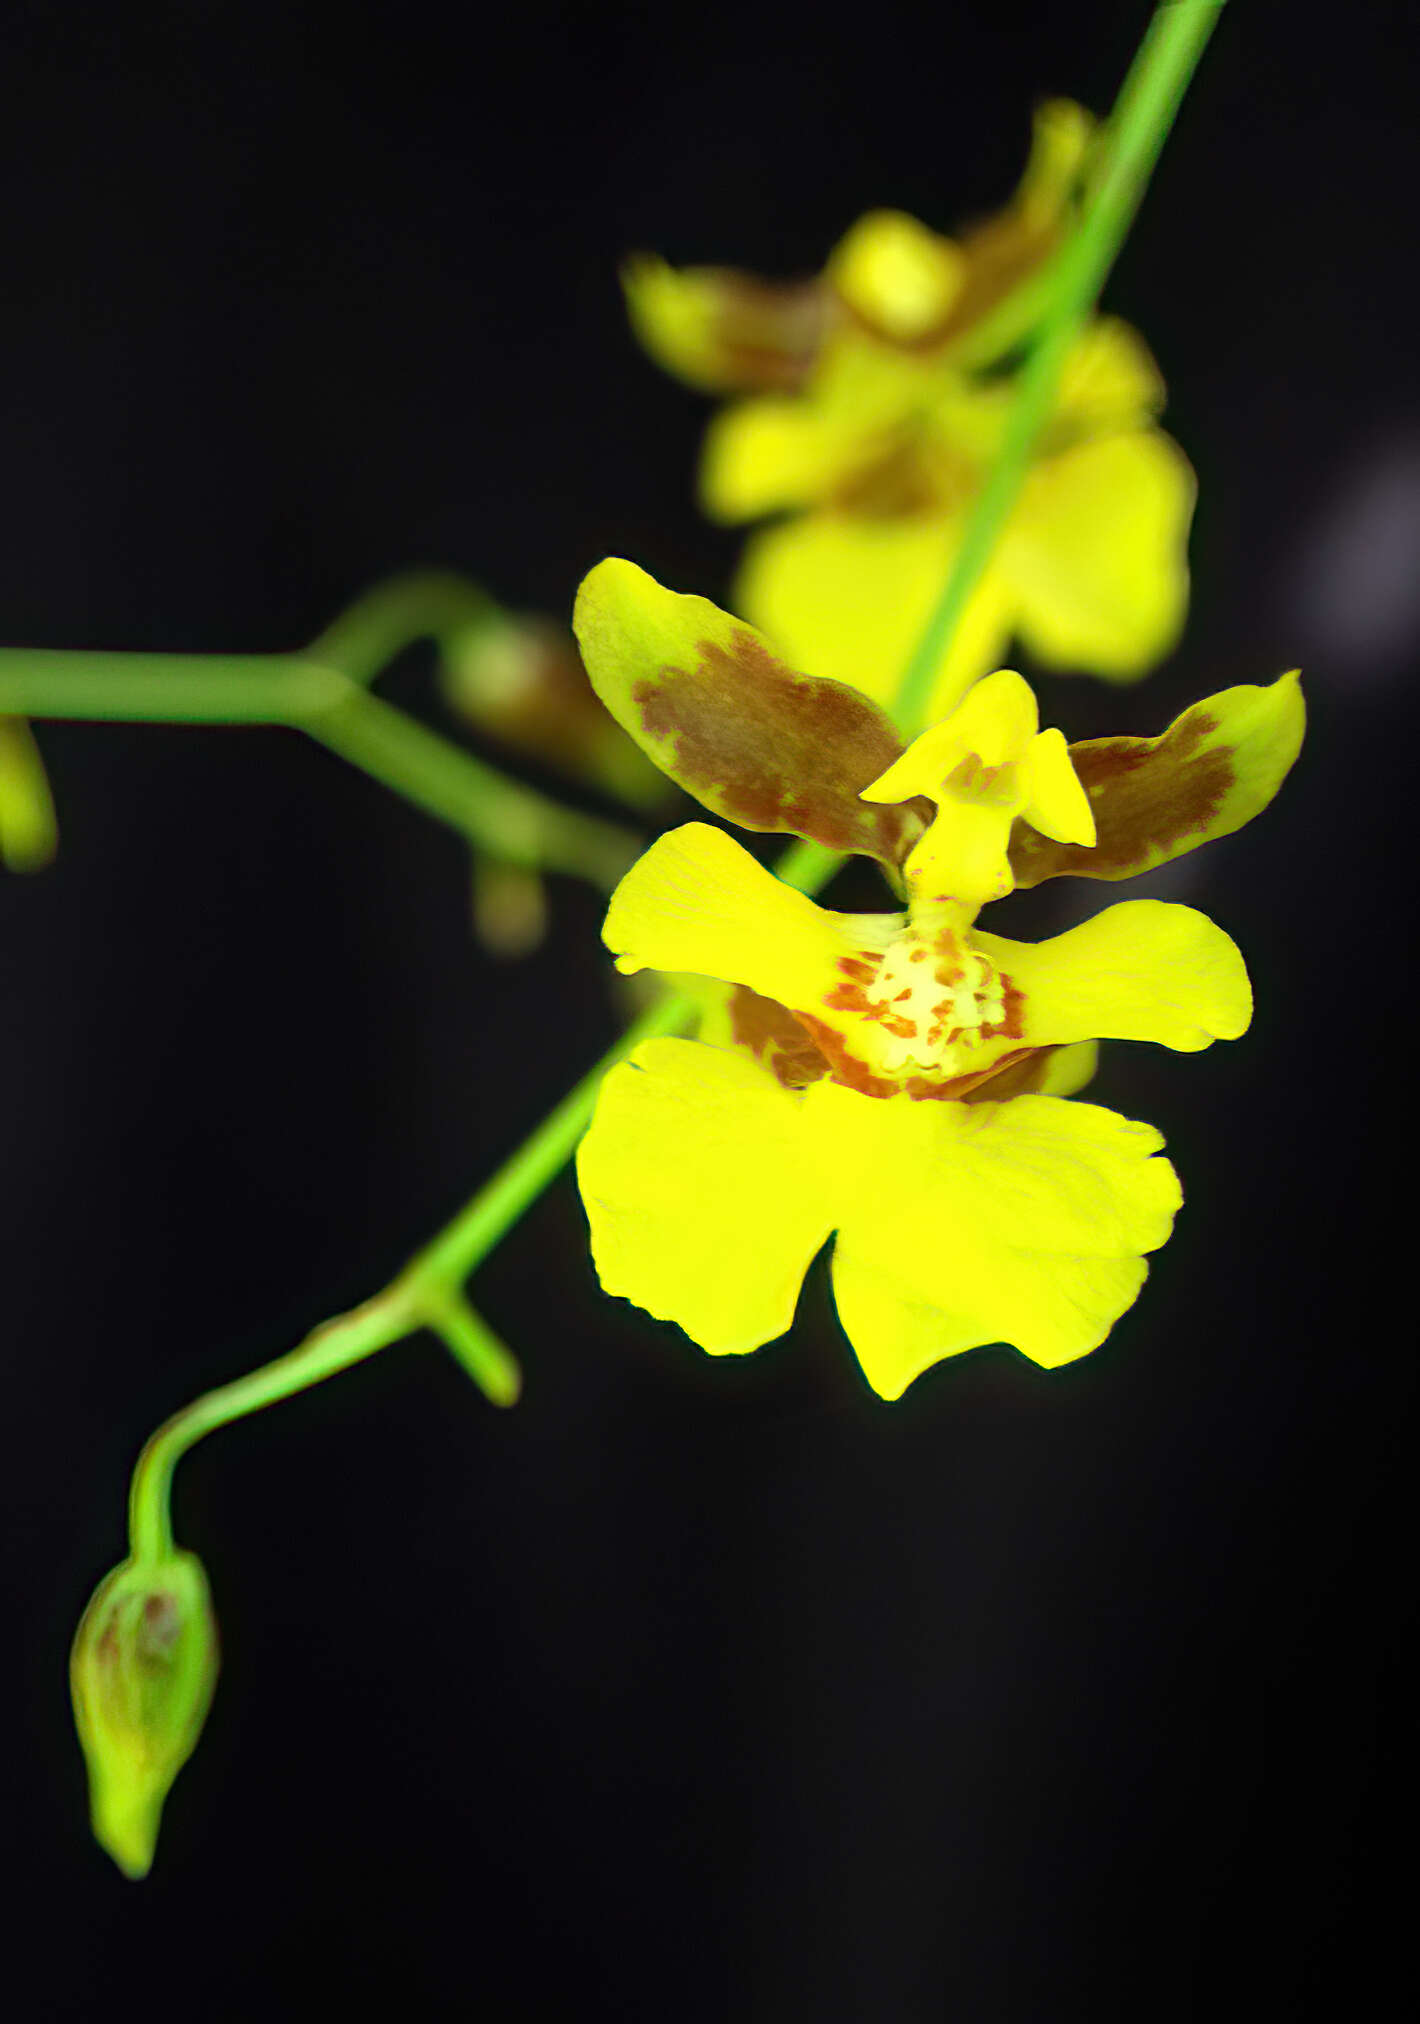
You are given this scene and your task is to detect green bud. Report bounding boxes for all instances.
[70,1552,219,1879]
[0,715,59,872]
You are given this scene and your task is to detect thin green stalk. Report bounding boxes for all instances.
[123,986,696,1562]
[0,648,316,721]
[128,1293,414,1564]
[416,1291,523,1407]
[294,679,637,888]
[890,0,1223,732]
[123,814,864,1564]
[404,989,696,1292]
[0,642,641,892]
[304,570,498,686]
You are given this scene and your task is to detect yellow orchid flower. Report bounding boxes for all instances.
[717,315,1192,718]
[572,562,1303,1401]
[623,101,1193,715]
[623,99,1095,393]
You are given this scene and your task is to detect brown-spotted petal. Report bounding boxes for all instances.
[573,559,928,868]
[621,255,830,396]
[1007,671,1304,887]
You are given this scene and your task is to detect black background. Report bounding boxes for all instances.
[3,3,1416,2017]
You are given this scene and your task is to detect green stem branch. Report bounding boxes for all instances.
[128,1294,413,1564]
[124,987,696,1562]
[304,570,498,686]
[0,627,641,894]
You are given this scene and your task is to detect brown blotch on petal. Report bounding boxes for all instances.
[905,1041,1042,1103]
[902,1075,957,1101]
[791,1012,901,1100]
[991,976,1025,1042]
[728,985,830,1091]
[938,211,1060,343]
[829,433,953,518]
[634,629,929,867]
[956,1046,1055,1103]
[707,270,833,393]
[1009,708,1232,886]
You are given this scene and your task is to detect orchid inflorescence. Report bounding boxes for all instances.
[0,3,1285,1879]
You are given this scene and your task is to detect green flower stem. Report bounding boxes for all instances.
[890,0,1224,734]
[0,648,313,721]
[774,835,847,896]
[128,1295,412,1565]
[121,834,858,1565]
[0,627,641,893]
[303,570,498,686]
[293,678,637,888]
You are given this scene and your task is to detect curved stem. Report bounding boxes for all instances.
[120,817,861,1562]
[304,570,498,686]
[128,1292,416,1564]
[405,989,696,1291]
[293,676,638,887]
[890,0,1223,733]
[124,986,698,1560]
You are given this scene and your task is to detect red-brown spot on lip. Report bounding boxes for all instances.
[792,1012,900,1099]
[945,752,1020,806]
[632,630,930,866]
[990,975,1025,1041]
[837,955,877,984]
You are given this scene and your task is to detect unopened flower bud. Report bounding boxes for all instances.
[442,614,667,811]
[471,852,549,958]
[70,1552,219,1879]
[0,714,59,871]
